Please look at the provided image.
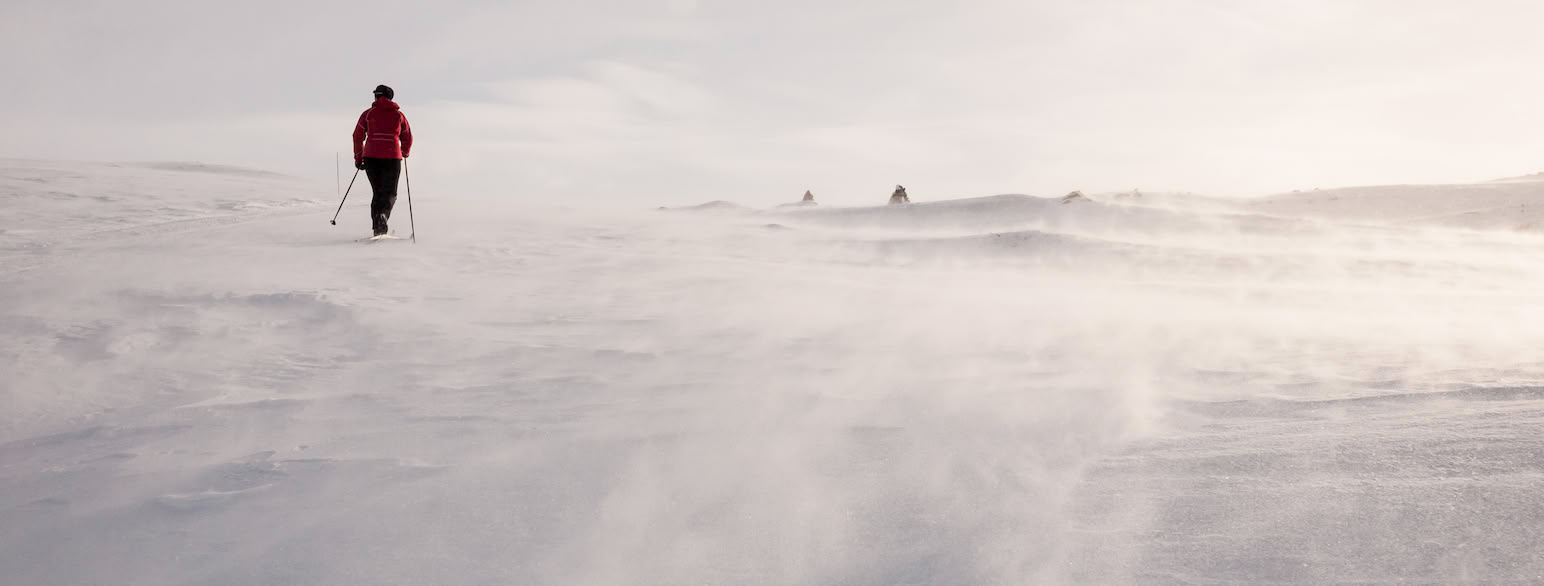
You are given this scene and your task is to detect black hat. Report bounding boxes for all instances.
[373,85,394,100]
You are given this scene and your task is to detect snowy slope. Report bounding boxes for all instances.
[6,160,1544,583]
[1248,176,1544,231]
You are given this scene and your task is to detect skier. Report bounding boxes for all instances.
[352,85,414,237]
[803,190,815,202]
[888,185,910,205]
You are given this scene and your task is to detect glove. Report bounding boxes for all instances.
[355,161,365,171]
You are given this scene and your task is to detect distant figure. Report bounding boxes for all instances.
[778,190,817,208]
[889,185,910,205]
[352,84,414,237]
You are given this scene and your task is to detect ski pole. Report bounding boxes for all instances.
[330,168,361,225]
[405,160,417,243]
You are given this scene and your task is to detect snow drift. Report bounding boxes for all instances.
[6,159,1544,584]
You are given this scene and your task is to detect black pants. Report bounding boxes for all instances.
[363,158,401,235]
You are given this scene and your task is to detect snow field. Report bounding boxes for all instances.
[5,160,1544,583]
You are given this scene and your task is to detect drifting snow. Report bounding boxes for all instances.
[1249,177,1544,231]
[5,160,1544,583]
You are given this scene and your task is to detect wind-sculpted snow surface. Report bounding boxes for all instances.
[1250,175,1544,231]
[6,161,1544,584]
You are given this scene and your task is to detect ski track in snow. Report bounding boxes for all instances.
[6,159,1544,583]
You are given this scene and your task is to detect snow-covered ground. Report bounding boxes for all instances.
[6,159,1544,584]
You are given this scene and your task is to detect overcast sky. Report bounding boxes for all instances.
[5,0,1544,205]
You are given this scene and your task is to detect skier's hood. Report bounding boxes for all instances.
[371,97,400,110]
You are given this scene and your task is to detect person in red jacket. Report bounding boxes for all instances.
[352,85,414,236]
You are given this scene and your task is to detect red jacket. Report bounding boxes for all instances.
[353,97,413,163]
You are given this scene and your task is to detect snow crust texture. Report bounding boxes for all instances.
[6,160,1544,584]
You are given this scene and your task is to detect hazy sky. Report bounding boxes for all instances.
[5,0,1544,205]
